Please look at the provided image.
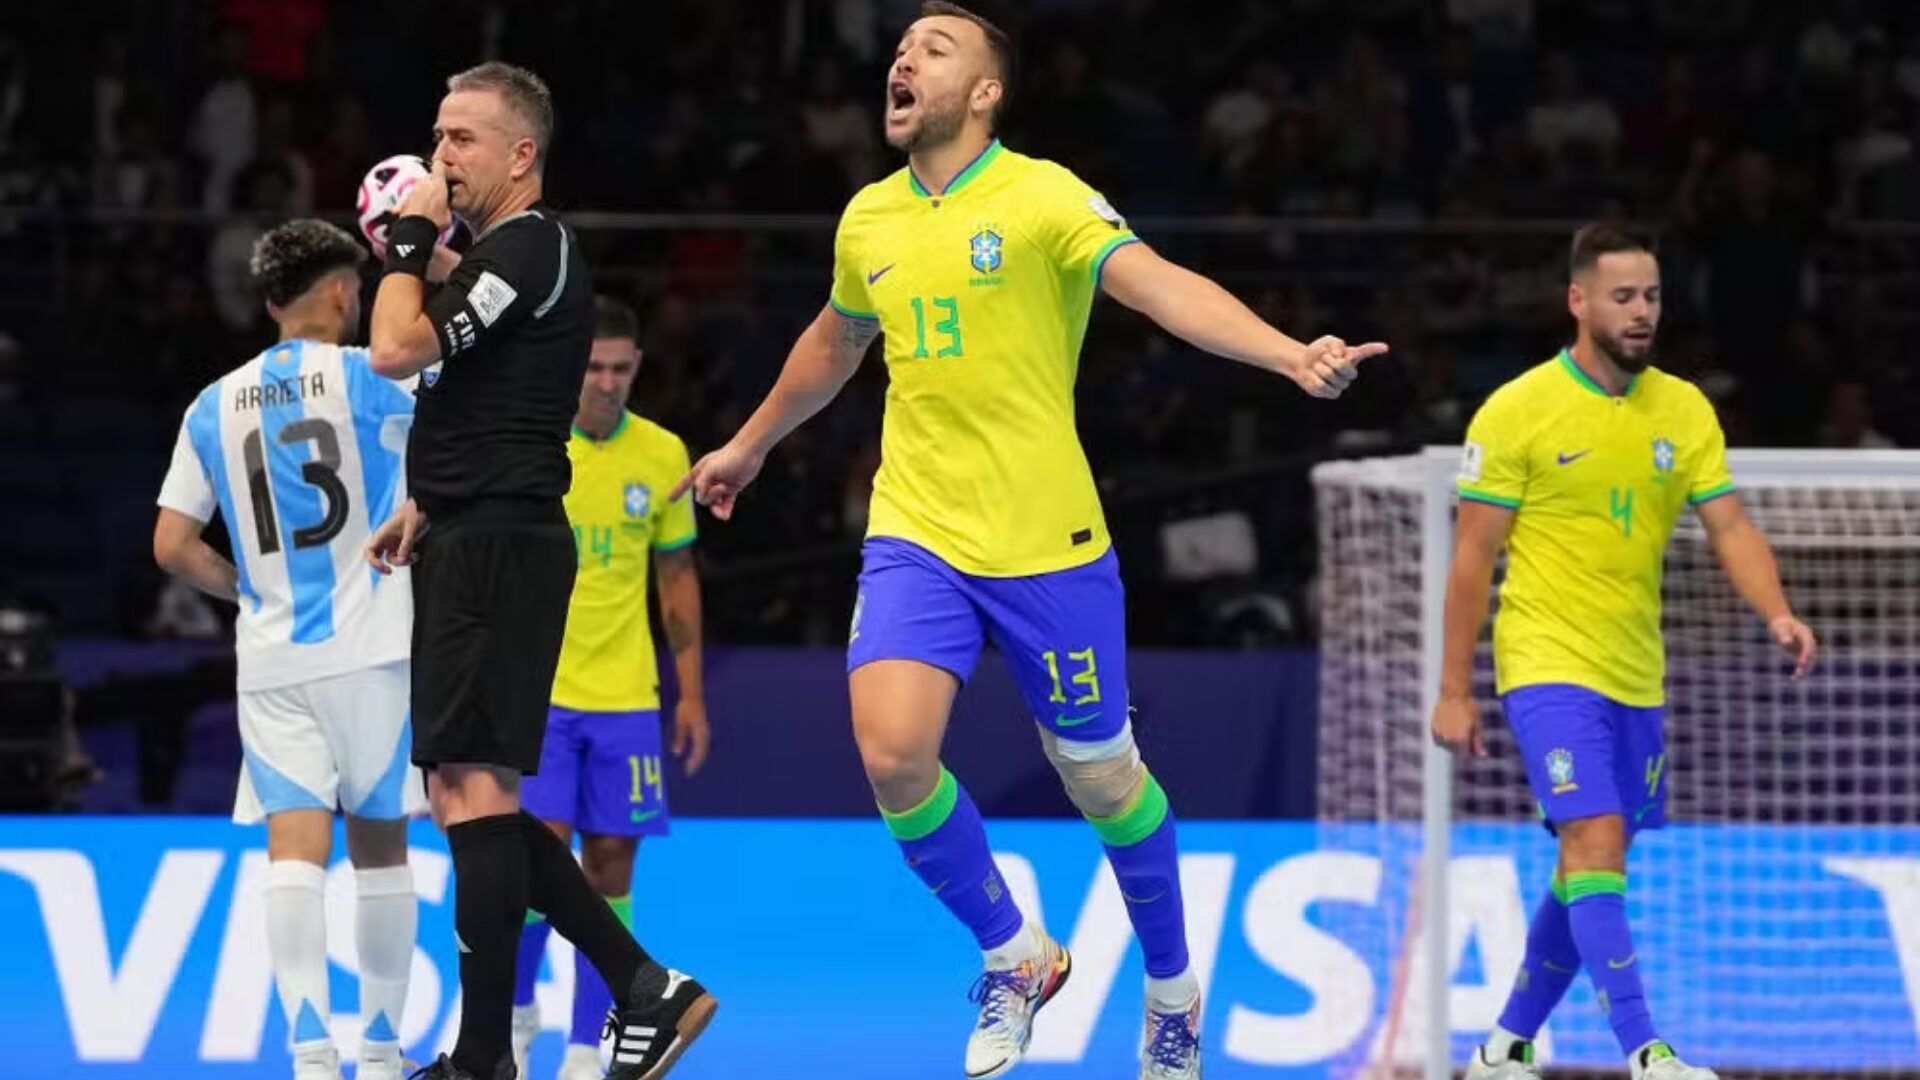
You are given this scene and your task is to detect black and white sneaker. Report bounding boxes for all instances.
[406,1054,513,1080]
[603,965,718,1080]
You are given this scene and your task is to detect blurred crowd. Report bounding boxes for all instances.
[1,0,1918,644]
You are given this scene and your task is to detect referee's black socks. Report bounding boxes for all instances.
[520,809,652,1000]
[446,813,527,1077]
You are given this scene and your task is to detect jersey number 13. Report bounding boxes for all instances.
[242,421,351,555]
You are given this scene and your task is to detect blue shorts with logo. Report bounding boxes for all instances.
[1503,684,1667,834]
[848,538,1130,747]
[520,706,670,837]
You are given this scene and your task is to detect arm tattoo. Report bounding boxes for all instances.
[834,315,880,357]
[657,548,698,654]
[664,610,694,654]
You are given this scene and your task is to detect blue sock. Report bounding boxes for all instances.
[1091,771,1189,978]
[514,914,550,1008]
[882,767,1024,951]
[569,894,628,1045]
[1566,870,1659,1055]
[1495,874,1581,1040]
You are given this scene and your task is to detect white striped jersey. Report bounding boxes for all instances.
[158,339,416,691]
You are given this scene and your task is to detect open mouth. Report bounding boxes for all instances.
[887,79,917,120]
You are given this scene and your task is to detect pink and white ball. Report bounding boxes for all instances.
[356,155,455,257]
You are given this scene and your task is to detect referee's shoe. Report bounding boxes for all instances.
[604,964,718,1080]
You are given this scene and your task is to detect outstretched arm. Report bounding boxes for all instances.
[672,304,878,518]
[1696,494,1817,677]
[735,304,877,457]
[1098,241,1387,397]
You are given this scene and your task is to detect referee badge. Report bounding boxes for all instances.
[623,481,651,519]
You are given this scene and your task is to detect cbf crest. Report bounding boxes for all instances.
[1652,437,1676,475]
[970,229,1004,274]
[1546,748,1578,794]
[623,481,651,519]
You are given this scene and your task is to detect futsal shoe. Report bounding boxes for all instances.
[963,929,1073,1078]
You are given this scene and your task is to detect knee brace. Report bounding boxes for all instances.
[1039,724,1147,819]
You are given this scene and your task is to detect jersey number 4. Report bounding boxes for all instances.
[1609,486,1635,538]
[242,421,351,555]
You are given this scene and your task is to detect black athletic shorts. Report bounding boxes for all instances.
[410,500,575,774]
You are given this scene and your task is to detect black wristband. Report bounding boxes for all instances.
[383,215,439,278]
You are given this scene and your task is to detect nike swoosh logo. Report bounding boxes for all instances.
[1607,954,1636,969]
[630,808,662,824]
[1053,712,1101,728]
[867,264,896,285]
[930,878,951,894]
[1542,960,1578,974]
[1121,888,1166,905]
[1557,449,1593,465]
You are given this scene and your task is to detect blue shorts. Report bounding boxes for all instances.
[1503,684,1667,834]
[848,538,1131,747]
[520,706,670,837]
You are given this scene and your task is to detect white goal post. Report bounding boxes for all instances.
[1313,448,1920,1079]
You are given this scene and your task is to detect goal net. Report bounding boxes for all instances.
[1312,448,1920,1079]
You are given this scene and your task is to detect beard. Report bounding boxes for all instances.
[1594,327,1655,373]
[893,93,967,153]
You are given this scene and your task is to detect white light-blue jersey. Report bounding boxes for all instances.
[159,339,416,691]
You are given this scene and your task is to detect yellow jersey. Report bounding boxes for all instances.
[1458,351,1736,706]
[829,139,1140,576]
[552,412,698,712]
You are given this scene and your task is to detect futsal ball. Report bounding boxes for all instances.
[356,154,454,257]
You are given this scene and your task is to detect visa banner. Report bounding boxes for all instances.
[1,819,1916,1079]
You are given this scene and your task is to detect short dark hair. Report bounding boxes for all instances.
[1569,223,1654,279]
[920,2,1015,121]
[249,219,364,307]
[593,295,641,342]
[447,62,555,166]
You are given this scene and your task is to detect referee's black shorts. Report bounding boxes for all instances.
[410,500,575,775]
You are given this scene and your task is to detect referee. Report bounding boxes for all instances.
[365,62,715,1080]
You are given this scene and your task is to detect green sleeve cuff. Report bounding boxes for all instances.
[1689,482,1736,506]
[1459,487,1522,510]
[1091,234,1141,287]
[653,532,697,553]
[829,296,878,321]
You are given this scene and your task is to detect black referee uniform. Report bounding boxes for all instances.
[409,205,590,774]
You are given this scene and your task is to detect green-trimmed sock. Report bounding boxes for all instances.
[1566,870,1659,1055]
[1091,771,1189,979]
[882,767,1024,952]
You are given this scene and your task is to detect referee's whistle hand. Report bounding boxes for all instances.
[396,159,453,231]
[365,499,427,574]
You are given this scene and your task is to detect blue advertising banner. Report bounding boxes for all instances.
[1,819,1916,1078]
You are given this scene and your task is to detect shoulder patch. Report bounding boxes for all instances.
[1460,441,1484,483]
[1088,195,1126,229]
[468,271,518,327]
